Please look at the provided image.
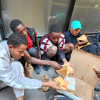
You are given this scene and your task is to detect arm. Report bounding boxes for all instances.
[62,58,72,66]
[75,33,88,48]
[75,40,88,48]
[24,50,61,70]
[42,81,61,90]
[62,58,68,64]
[0,59,60,90]
[59,33,72,66]
[58,46,72,66]
[0,60,42,89]
[65,31,73,43]
[34,31,41,59]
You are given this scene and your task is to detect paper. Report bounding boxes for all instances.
[64,76,75,91]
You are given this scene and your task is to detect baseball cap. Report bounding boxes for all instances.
[71,20,82,30]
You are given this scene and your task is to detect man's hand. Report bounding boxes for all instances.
[75,40,87,48]
[42,81,61,90]
[64,61,74,67]
[62,63,74,75]
[47,82,61,90]
[95,71,100,78]
[48,61,61,70]
[77,40,87,46]
[64,61,71,66]
[62,58,74,74]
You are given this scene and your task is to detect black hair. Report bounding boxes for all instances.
[7,32,28,47]
[49,24,61,34]
[10,19,23,32]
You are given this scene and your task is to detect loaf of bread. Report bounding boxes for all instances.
[40,75,51,92]
[54,76,68,91]
[57,64,74,77]
[24,62,34,79]
[93,66,98,72]
[77,34,87,41]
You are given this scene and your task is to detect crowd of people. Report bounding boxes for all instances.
[0,19,99,100]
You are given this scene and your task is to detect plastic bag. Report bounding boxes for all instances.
[24,62,34,79]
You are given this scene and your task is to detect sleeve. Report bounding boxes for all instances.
[58,34,65,60]
[40,40,45,55]
[58,49,65,60]
[0,59,42,89]
[40,35,50,55]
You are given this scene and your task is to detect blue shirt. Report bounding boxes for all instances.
[65,30,82,45]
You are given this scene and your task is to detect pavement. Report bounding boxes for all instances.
[0,66,100,100]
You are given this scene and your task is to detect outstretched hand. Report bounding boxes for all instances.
[49,61,62,70]
[49,81,61,90]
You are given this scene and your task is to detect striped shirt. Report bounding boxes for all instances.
[0,41,42,89]
[40,33,65,60]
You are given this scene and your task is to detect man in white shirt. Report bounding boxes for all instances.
[0,32,60,100]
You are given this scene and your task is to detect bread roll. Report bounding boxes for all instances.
[77,34,87,41]
[93,66,98,72]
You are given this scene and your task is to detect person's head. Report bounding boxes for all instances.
[70,20,82,36]
[49,24,61,43]
[7,32,28,60]
[10,19,28,37]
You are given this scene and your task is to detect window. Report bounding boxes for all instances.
[70,0,100,34]
[1,0,70,38]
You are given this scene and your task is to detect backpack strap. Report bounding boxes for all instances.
[26,27,41,59]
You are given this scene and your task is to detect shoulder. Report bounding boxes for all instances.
[26,27,35,36]
[40,34,49,44]
[60,33,65,38]
[0,41,7,57]
[0,41,7,48]
[26,27,35,32]
[40,34,49,41]
[65,30,71,36]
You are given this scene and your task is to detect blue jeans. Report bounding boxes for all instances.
[66,44,97,61]
[81,44,97,55]
[28,47,39,58]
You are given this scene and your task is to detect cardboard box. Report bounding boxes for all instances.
[69,48,99,100]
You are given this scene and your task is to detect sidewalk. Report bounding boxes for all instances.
[0,66,100,100]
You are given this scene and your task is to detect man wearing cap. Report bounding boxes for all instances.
[65,20,97,60]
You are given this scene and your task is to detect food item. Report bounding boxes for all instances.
[24,62,34,79]
[93,66,98,72]
[57,67,67,77]
[40,75,51,92]
[54,76,68,91]
[77,34,87,41]
[57,64,74,77]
